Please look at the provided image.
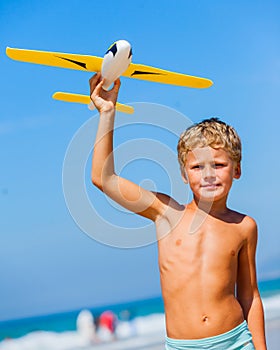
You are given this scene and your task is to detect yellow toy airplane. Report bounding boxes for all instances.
[6,40,213,114]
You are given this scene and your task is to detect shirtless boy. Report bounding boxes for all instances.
[89,73,267,349]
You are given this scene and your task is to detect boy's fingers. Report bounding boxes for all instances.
[91,79,104,101]
[89,73,100,85]
[113,78,121,92]
[94,80,104,96]
[89,73,102,93]
[115,78,121,88]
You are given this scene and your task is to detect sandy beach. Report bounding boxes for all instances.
[90,331,165,349]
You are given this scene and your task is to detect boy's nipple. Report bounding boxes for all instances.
[176,239,182,246]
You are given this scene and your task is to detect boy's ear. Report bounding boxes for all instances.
[181,167,189,184]
[234,163,241,179]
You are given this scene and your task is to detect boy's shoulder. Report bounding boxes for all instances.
[227,208,256,224]
[240,214,258,241]
[228,209,257,240]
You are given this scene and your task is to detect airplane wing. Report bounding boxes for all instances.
[6,47,213,88]
[52,92,134,114]
[125,63,212,88]
[6,47,103,72]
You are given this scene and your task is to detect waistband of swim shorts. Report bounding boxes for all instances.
[166,320,251,348]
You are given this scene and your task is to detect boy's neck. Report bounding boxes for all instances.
[191,196,229,216]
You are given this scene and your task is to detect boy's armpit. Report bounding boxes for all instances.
[152,192,185,211]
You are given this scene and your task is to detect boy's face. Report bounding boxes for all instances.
[182,146,241,203]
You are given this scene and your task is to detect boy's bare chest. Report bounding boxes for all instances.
[157,215,244,273]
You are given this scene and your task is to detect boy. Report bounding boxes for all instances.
[89,73,267,349]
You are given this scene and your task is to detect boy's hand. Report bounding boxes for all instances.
[89,72,121,114]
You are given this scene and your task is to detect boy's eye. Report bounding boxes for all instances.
[214,163,225,168]
[192,165,203,169]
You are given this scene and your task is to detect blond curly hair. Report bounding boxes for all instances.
[177,118,242,170]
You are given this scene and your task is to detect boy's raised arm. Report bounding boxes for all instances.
[90,74,179,222]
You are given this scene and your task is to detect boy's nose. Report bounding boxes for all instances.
[202,165,216,180]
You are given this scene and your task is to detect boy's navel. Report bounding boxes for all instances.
[202,315,208,322]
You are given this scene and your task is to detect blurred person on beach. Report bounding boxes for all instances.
[96,310,117,342]
[89,73,266,349]
[76,309,97,343]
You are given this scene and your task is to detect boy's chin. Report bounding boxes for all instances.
[197,196,216,204]
[195,191,223,203]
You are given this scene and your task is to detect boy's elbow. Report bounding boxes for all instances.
[91,174,103,191]
[91,172,117,192]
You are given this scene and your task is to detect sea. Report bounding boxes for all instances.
[0,278,279,350]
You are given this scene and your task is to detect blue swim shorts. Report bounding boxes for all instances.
[165,321,255,349]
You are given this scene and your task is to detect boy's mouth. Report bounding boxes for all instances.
[201,184,220,190]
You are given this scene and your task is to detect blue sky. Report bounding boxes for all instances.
[0,0,280,321]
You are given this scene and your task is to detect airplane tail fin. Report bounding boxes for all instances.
[52,92,134,114]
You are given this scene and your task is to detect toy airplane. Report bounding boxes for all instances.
[6,40,213,114]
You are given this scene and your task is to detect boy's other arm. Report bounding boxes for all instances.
[90,74,181,222]
[237,217,267,350]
